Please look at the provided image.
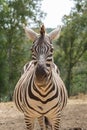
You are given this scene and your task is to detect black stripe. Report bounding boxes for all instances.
[33,83,55,97]
[16,86,24,111]
[25,90,59,115]
[28,78,58,104]
[47,54,53,57]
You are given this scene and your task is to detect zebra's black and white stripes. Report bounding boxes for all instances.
[13,25,67,130]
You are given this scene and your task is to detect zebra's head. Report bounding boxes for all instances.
[24,25,61,83]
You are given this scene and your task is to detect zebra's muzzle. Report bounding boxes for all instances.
[35,63,48,80]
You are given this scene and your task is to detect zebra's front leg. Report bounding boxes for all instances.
[38,116,52,130]
[24,114,33,130]
[52,114,61,130]
[24,114,41,130]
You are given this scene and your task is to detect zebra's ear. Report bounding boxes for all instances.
[23,25,38,41]
[48,26,61,40]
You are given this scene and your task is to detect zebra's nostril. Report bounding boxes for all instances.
[46,63,50,67]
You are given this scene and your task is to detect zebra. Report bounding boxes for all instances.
[13,25,67,130]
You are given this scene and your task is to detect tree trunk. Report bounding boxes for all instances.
[65,65,73,97]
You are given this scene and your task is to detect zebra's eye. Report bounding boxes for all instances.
[50,47,54,52]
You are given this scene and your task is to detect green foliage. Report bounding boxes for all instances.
[0,0,87,101]
[54,0,87,96]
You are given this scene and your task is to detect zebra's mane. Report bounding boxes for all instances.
[40,25,45,36]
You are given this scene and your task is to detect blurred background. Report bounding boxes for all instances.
[0,0,87,101]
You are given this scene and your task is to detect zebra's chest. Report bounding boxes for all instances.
[25,86,58,114]
[28,98,58,114]
[21,76,59,115]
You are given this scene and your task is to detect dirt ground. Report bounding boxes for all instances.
[0,94,87,130]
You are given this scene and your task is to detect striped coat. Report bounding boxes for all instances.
[13,25,67,130]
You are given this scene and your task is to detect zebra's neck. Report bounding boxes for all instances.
[34,73,53,91]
